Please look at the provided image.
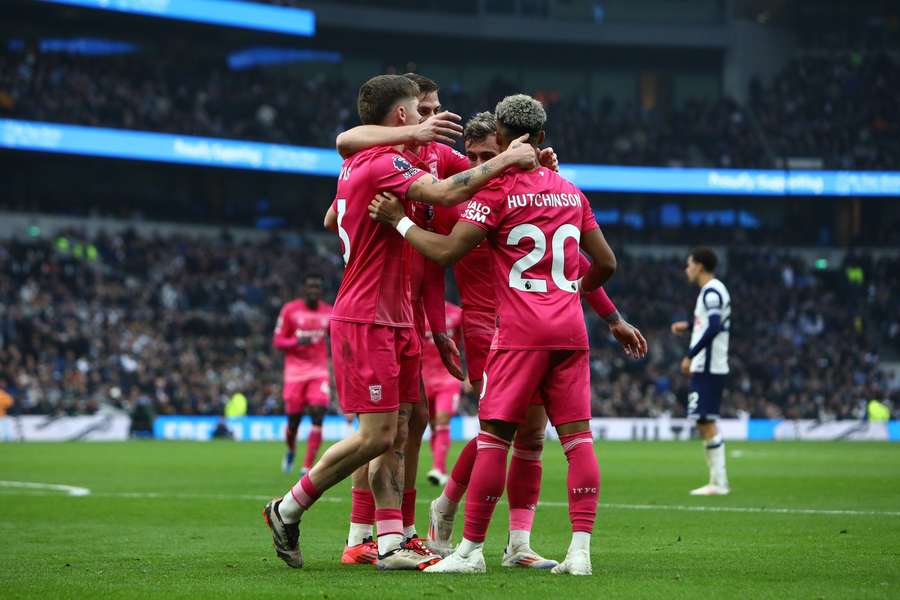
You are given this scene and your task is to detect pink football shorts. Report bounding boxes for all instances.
[426,379,461,416]
[283,378,330,414]
[461,308,495,385]
[479,349,590,426]
[330,320,421,414]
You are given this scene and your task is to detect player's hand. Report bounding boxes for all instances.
[414,111,463,146]
[671,320,689,335]
[681,357,692,374]
[434,332,465,381]
[538,147,559,172]
[609,320,648,359]
[503,134,538,169]
[368,191,405,227]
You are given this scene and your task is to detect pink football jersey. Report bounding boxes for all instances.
[273,300,332,382]
[405,142,470,303]
[459,166,599,350]
[330,145,429,328]
[445,208,496,312]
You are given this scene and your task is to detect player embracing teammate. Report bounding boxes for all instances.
[369,94,630,575]
[262,74,536,570]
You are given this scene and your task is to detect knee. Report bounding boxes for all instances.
[515,425,545,451]
[359,423,396,458]
[359,434,392,458]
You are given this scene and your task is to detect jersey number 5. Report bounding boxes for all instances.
[336,199,350,264]
[507,223,580,293]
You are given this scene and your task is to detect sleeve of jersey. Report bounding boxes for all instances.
[438,145,472,178]
[578,253,617,318]
[373,152,429,199]
[580,192,599,233]
[702,288,723,315]
[458,186,503,232]
[272,308,297,350]
[688,313,722,358]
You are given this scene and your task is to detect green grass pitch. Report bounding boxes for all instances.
[2,440,899,598]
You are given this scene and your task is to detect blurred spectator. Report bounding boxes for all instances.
[1,229,897,420]
[4,45,895,168]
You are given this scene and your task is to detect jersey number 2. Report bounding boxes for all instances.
[507,223,580,293]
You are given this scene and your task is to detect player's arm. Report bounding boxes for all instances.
[272,308,297,351]
[368,193,486,266]
[406,134,535,206]
[423,262,464,380]
[579,228,617,293]
[335,112,463,158]
[578,255,647,358]
[686,293,724,358]
[324,206,337,233]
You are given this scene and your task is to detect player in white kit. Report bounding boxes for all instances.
[671,247,731,496]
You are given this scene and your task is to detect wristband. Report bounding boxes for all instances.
[396,217,415,238]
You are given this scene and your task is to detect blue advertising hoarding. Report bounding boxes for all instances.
[37,0,315,37]
[3,118,900,196]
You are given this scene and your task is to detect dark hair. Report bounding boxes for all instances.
[357,75,420,125]
[464,111,497,143]
[690,247,718,272]
[403,72,438,96]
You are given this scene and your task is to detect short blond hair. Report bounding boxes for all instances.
[495,94,546,136]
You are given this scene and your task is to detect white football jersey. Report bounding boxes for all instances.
[689,278,730,374]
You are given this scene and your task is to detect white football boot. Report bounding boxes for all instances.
[551,548,592,576]
[422,546,486,574]
[689,483,730,496]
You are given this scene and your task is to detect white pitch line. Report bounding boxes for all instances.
[0,480,91,496]
[0,485,898,518]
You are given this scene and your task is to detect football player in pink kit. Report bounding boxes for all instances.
[427,112,647,568]
[272,274,332,475]
[263,75,537,571]
[422,301,464,485]
[332,73,470,564]
[369,94,620,575]
[334,75,571,563]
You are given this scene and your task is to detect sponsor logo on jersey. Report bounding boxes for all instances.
[462,200,491,224]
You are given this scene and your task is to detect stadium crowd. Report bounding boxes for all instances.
[2,44,898,169]
[1,230,897,423]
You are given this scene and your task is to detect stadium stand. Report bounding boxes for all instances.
[1,227,897,421]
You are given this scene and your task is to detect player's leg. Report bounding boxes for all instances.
[502,401,557,569]
[264,321,403,569]
[401,381,429,541]
[370,327,439,569]
[264,409,397,568]
[300,378,330,475]
[283,412,302,474]
[428,314,490,554]
[425,350,544,574]
[282,381,304,473]
[689,374,729,495]
[341,464,378,564]
[428,388,457,486]
[544,350,598,577]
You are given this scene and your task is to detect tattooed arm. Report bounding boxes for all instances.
[405,134,536,206]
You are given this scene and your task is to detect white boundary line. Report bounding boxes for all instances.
[1,484,898,517]
[0,480,91,496]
